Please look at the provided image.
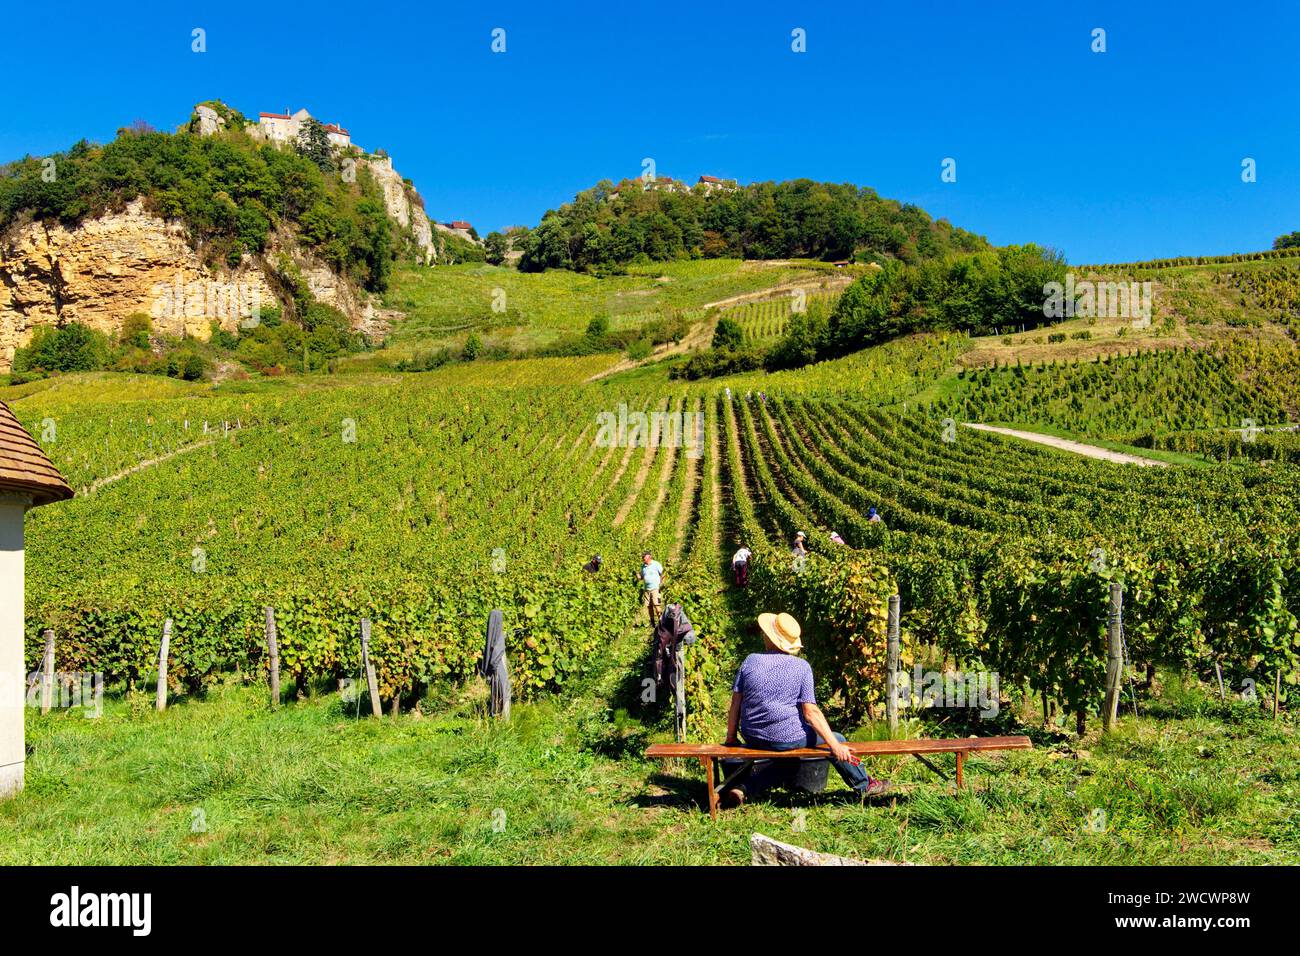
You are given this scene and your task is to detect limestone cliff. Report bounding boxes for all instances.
[0,200,376,370]
[363,155,434,263]
[0,101,444,369]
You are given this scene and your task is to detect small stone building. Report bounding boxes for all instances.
[0,400,72,798]
[257,108,351,149]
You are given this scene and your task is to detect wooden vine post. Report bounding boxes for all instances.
[1102,582,1124,733]
[359,618,382,718]
[39,629,55,716]
[264,606,281,709]
[885,594,901,736]
[156,618,172,712]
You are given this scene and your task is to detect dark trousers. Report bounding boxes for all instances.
[733,561,748,586]
[737,731,870,798]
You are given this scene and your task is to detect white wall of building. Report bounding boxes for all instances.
[259,111,351,150]
[260,117,296,144]
[0,496,29,799]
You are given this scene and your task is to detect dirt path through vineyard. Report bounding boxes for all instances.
[84,438,217,494]
[667,397,702,563]
[963,424,1169,467]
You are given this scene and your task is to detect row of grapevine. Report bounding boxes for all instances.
[20,379,708,708]
[722,292,840,344]
[942,343,1299,440]
[724,390,1300,725]
[1215,264,1300,338]
[1078,247,1300,271]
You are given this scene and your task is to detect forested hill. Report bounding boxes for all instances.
[509,177,990,272]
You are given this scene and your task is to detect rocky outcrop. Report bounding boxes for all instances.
[0,200,373,371]
[191,102,436,262]
[0,103,441,369]
[193,105,226,137]
[362,155,434,263]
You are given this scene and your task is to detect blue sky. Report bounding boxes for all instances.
[2,0,1297,263]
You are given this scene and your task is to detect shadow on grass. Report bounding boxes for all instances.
[608,622,659,717]
[630,767,914,816]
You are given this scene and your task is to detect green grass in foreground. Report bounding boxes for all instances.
[3,671,1295,865]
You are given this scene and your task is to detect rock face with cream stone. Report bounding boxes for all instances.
[0,200,380,371]
[0,100,446,369]
[362,155,434,263]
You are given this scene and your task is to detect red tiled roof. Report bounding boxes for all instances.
[449,221,472,230]
[259,112,291,120]
[0,401,73,507]
[323,123,350,136]
[699,175,723,183]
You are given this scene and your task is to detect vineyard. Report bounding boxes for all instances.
[19,376,734,714]
[375,258,835,359]
[17,337,1300,736]
[10,6,1300,873]
[723,292,841,344]
[8,303,1300,863]
[1215,262,1300,338]
[938,342,1300,441]
[719,392,1299,729]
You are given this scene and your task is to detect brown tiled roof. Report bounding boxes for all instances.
[0,401,73,507]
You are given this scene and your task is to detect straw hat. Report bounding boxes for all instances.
[758,612,803,655]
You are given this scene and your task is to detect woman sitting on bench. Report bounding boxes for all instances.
[721,612,891,807]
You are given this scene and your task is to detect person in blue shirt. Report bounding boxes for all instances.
[638,551,665,628]
[721,612,891,806]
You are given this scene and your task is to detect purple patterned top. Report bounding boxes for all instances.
[732,651,816,745]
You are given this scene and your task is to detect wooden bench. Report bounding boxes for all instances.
[645,736,1033,819]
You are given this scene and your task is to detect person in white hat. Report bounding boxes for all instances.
[790,531,807,558]
[721,612,890,806]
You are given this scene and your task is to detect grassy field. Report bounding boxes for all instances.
[373,259,843,358]
[4,656,1295,865]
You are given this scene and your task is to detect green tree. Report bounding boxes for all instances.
[14,323,110,373]
[766,298,830,370]
[584,315,609,342]
[484,231,509,265]
[119,313,153,350]
[711,315,745,351]
[296,118,334,172]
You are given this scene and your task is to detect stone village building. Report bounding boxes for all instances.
[257,108,351,149]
